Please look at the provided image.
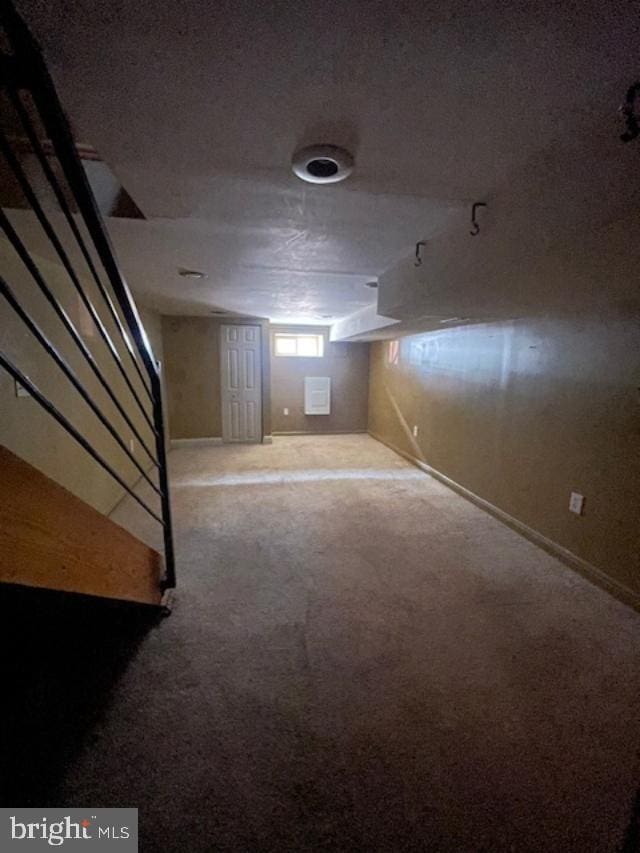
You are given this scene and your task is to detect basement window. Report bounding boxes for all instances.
[274,333,324,358]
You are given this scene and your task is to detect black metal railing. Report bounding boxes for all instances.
[0,0,175,589]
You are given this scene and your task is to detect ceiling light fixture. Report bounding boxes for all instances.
[178,268,207,280]
[291,144,354,185]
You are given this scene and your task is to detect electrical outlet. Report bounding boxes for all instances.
[569,492,585,515]
[283,408,289,416]
[412,425,419,437]
[129,438,135,453]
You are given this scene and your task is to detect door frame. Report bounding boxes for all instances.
[219,322,264,444]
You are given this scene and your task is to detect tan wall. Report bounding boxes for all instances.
[138,304,169,442]
[0,238,162,516]
[139,305,164,372]
[368,318,640,599]
[270,325,369,434]
[162,316,271,440]
[162,316,222,439]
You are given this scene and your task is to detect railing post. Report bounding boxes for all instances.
[150,368,176,590]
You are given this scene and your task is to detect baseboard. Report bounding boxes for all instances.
[368,431,640,612]
[272,430,368,436]
[172,436,274,447]
[170,437,223,449]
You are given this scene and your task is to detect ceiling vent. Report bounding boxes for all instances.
[291,144,354,185]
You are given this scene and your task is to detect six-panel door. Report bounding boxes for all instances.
[220,325,262,442]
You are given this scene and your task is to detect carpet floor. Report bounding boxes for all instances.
[18,435,640,851]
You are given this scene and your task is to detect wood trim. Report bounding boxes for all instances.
[0,446,163,605]
[368,431,640,612]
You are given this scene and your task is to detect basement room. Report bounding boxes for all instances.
[0,1,639,850]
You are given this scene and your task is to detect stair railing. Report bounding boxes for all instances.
[0,0,176,590]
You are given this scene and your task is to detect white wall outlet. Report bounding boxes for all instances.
[129,438,135,453]
[283,407,289,416]
[569,492,585,515]
[14,380,29,398]
[412,425,419,437]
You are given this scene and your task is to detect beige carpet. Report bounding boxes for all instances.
[83,434,640,851]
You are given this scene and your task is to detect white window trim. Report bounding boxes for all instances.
[273,332,325,358]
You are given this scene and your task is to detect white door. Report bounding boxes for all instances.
[220,324,262,443]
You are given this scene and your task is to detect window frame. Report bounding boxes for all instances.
[273,332,325,358]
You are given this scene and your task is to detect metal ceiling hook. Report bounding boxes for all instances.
[620,81,640,142]
[470,202,487,236]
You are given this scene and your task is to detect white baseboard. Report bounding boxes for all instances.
[369,431,640,612]
[170,437,223,449]
[272,429,367,436]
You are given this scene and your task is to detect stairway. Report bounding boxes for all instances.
[0,446,163,605]
[0,1,176,605]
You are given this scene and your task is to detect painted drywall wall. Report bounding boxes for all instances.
[368,318,640,599]
[139,305,163,371]
[162,316,271,440]
[270,325,369,434]
[162,316,221,439]
[0,238,162,515]
[138,304,170,443]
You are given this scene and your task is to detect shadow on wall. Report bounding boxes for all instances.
[0,584,158,804]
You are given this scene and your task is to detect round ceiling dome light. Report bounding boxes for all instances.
[291,144,354,185]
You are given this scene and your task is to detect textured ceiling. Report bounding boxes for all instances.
[16,0,639,322]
